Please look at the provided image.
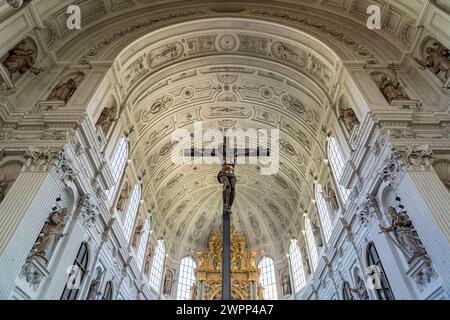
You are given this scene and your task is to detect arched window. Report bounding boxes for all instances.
[342,281,354,300]
[136,217,150,269]
[305,219,318,270]
[149,240,166,293]
[258,257,278,300]
[289,240,306,293]
[328,137,350,202]
[61,242,89,300]
[367,243,395,300]
[102,281,114,300]
[315,184,332,243]
[176,257,197,300]
[106,138,128,201]
[122,184,141,241]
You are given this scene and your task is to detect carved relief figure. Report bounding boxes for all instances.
[311,221,324,247]
[339,108,359,134]
[282,273,292,296]
[87,267,104,300]
[144,248,153,274]
[257,284,265,300]
[350,276,369,300]
[163,270,174,296]
[378,75,408,103]
[380,207,428,264]
[2,42,41,76]
[96,106,116,134]
[0,172,7,204]
[323,181,339,213]
[32,208,69,259]
[132,220,144,248]
[190,282,198,300]
[116,184,130,212]
[48,71,84,104]
[417,44,450,81]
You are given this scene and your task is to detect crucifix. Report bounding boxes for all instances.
[184,135,269,300]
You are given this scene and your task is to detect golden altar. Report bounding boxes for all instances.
[191,226,263,300]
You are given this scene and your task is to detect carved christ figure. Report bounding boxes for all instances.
[380,207,427,264]
[217,152,237,214]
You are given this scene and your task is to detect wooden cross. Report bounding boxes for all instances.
[184,135,269,300]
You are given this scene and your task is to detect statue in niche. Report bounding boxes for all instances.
[189,282,198,300]
[48,71,84,104]
[417,44,450,81]
[163,270,173,296]
[338,108,359,134]
[0,172,7,204]
[2,42,41,76]
[380,207,428,264]
[311,221,324,247]
[350,276,369,300]
[86,267,104,300]
[95,106,116,134]
[323,181,339,213]
[378,75,408,104]
[282,273,292,296]
[132,220,144,248]
[144,248,153,274]
[32,208,69,259]
[257,284,265,300]
[116,185,130,212]
[300,245,311,274]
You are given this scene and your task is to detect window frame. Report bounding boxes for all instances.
[289,240,306,293]
[258,256,278,300]
[176,256,197,300]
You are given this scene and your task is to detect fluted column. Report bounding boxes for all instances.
[384,145,450,295]
[0,154,61,298]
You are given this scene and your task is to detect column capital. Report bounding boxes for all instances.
[23,147,63,172]
[380,144,435,188]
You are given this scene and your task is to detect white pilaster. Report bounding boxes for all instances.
[0,169,60,299]
[397,169,450,295]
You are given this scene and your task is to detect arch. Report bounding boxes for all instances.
[257,256,278,300]
[176,256,197,300]
[0,160,23,205]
